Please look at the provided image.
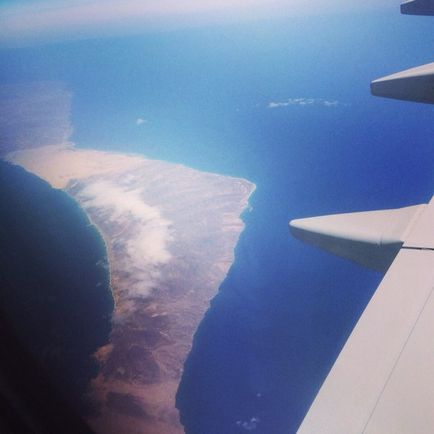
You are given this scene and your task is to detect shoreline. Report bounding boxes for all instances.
[3,145,256,434]
[62,188,117,308]
[4,145,256,312]
[73,142,258,190]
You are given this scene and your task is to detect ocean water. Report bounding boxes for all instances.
[0,161,113,413]
[1,9,434,433]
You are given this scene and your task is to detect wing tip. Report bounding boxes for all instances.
[401,0,434,16]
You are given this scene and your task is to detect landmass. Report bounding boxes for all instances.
[2,83,255,434]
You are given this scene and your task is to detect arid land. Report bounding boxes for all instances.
[6,143,255,434]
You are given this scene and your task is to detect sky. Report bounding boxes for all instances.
[1,0,400,46]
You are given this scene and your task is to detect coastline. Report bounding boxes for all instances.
[5,143,256,311]
[4,143,256,434]
[62,188,117,308]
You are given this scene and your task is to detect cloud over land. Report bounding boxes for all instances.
[76,179,173,300]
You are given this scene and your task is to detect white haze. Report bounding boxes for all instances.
[0,0,399,46]
[77,180,173,300]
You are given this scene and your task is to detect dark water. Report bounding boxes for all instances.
[0,161,113,412]
[176,195,383,434]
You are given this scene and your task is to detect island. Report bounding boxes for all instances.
[2,83,255,434]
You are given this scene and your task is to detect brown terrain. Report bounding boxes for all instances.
[2,83,255,434]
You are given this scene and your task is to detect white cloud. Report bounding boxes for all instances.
[323,100,340,107]
[136,118,146,126]
[268,98,344,108]
[76,179,173,302]
[236,417,260,431]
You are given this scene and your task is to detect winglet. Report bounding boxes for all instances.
[289,205,423,272]
[401,0,434,15]
[370,62,434,104]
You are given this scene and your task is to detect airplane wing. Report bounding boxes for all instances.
[371,62,434,104]
[291,198,434,434]
[401,0,434,15]
[291,2,434,433]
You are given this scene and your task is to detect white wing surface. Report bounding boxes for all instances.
[297,249,434,433]
[292,197,434,434]
[290,3,434,432]
[290,2,434,432]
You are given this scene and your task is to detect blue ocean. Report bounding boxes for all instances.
[0,161,113,413]
[2,8,434,433]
